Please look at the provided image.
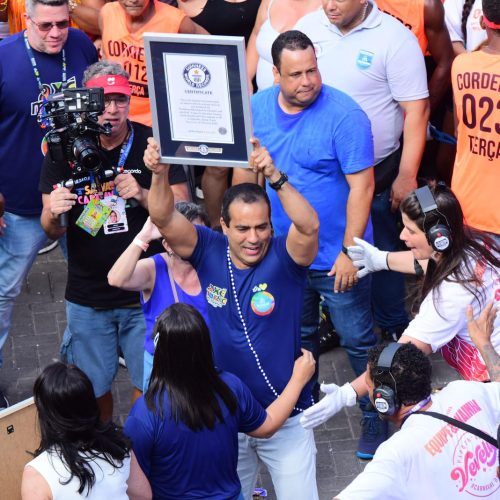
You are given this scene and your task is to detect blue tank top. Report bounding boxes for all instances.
[141,253,210,354]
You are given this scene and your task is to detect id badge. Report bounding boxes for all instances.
[102,196,129,235]
[75,198,112,236]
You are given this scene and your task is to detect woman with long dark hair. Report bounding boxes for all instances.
[300,185,499,430]
[124,303,315,499]
[21,362,151,499]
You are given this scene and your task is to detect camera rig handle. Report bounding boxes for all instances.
[56,167,139,227]
[55,178,75,228]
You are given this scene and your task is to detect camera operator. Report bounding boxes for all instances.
[0,0,97,407]
[39,60,188,422]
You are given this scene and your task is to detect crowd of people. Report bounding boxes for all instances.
[0,0,499,497]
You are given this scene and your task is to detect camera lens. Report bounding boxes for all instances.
[72,136,102,173]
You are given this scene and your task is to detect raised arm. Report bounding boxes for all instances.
[466,303,500,382]
[107,217,159,294]
[424,0,454,114]
[143,138,198,259]
[249,138,319,266]
[248,349,315,438]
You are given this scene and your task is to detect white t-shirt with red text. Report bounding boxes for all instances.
[338,381,500,499]
[404,258,500,381]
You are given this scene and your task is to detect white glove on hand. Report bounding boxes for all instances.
[299,382,357,430]
[347,237,389,279]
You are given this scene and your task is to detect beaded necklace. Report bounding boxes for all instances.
[226,246,314,412]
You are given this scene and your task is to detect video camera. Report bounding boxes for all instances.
[39,88,133,227]
[40,87,111,175]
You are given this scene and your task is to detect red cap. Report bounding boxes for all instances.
[85,74,131,96]
[483,13,500,30]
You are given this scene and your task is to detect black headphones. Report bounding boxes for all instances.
[373,343,403,416]
[414,186,452,252]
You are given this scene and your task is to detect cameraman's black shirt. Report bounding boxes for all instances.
[39,122,185,308]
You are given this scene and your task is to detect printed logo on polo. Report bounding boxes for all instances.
[206,284,228,308]
[356,50,374,70]
[251,283,275,316]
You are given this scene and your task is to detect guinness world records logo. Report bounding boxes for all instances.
[183,63,211,88]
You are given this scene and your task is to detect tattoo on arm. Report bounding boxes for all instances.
[481,343,500,382]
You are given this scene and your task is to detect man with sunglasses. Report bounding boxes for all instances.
[39,61,188,421]
[0,0,97,407]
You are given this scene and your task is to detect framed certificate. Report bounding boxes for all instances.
[144,34,253,168]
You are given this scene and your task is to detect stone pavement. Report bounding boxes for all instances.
[0,245,459,499]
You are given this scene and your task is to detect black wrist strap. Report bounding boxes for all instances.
[414,258,424,277]
[268,171,288,191]
[413,411,498,448]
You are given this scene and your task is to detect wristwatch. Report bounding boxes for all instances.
[268,171,288,191]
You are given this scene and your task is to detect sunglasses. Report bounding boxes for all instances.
[104,96,130,108]
[30,19,70,32]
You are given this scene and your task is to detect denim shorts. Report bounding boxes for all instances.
[143,350,154,392]
[61,301,145,397]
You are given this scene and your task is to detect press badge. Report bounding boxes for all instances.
[75,198,112,236]
[102,196,128,235]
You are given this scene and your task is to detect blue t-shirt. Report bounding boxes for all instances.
[190,226,312,413]
[125,371,266,500]
[252,84,374,270]
[141,253,210,354]
[0,29,97,215]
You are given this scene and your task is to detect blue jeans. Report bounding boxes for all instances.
[61,301,145,397]
[301,270,377,409]
[143,350,153,392]
[237,414,318,500]
[0,212,47,366]
[370,187,409,331]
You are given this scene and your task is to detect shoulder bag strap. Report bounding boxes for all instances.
[414,411,497,447]
[166,260,179,303]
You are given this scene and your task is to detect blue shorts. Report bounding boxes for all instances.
[61,301,145,397]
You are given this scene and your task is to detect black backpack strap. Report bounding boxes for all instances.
[413,411,497,447]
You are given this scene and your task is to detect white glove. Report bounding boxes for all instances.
[347,237,389,279]
[299,382,357,430]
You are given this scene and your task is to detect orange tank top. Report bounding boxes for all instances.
[451,51,500,235]
[376,0,428,54]
[101,1,186,127]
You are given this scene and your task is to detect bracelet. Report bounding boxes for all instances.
[341,244,350,258]
[386,252,391,271]
[133,237,149,252]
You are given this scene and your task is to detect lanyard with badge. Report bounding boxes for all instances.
[76,121,135,236]
[24,31,67,98]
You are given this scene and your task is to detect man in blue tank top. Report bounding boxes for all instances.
[145,138,320,499]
